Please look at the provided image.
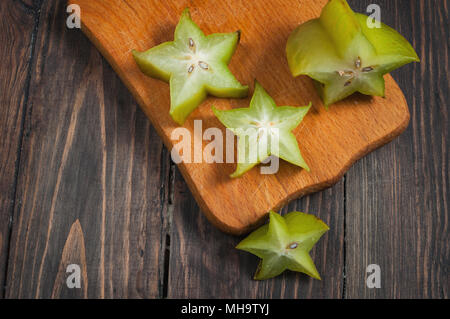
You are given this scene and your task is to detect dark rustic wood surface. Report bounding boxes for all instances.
[0,0,447,298]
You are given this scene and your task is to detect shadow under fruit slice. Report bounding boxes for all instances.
[286,0,419,107]
[212,81,311,178]
[132,8,248,125]
[236,211,329,280]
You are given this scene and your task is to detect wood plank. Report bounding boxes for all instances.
[5,0,171,298]
[345,0,448,298]
[0,0,37,297]
[69,0,411,234]
[168,167,344,298]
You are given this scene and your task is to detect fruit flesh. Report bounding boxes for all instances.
[286,0,419,106]
[133,8,248,125]
[212,81,311,177]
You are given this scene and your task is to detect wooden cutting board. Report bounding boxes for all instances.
[69,0,410,234]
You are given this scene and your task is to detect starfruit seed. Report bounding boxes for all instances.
[288,242,299,249]
[355,56,362,69]
[337,70,354,77]
[362,66,374,72]
[198,61,209,70]
[188,37,195,52]
[188,64,195,73]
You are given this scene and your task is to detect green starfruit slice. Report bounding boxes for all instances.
[237,211,329,280]
[286,0,420,106]
[212,81,311,177]
[133,8,248,125]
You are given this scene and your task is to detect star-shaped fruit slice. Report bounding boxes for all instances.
[212,81,311,177]
[132,8,248,125]
[286,0,420,106]
[237,211,329,280]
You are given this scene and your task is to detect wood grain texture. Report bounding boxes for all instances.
[69,0,411,234]
[345,0,448,298]
[0,0,447,299]
[0,0,37,297]
[4,0,171,298]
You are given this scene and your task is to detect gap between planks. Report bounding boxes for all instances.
[159,146,176,298]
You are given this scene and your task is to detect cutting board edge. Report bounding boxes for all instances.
[74,7,411,235]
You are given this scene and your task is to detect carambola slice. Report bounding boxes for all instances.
[212,81,311,178]
[133,8,248,125]
[236,211,329,280]
[286,0,419,106]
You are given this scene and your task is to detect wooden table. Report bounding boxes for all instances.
[0,0,447,298]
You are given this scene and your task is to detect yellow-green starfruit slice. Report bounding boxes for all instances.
[133,8,248,125]
[212,81,311,177]
[286,0,420,106]
[237,211,329,280]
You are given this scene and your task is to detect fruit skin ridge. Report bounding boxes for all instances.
[133,8,248,125]
[286,0,420,106]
